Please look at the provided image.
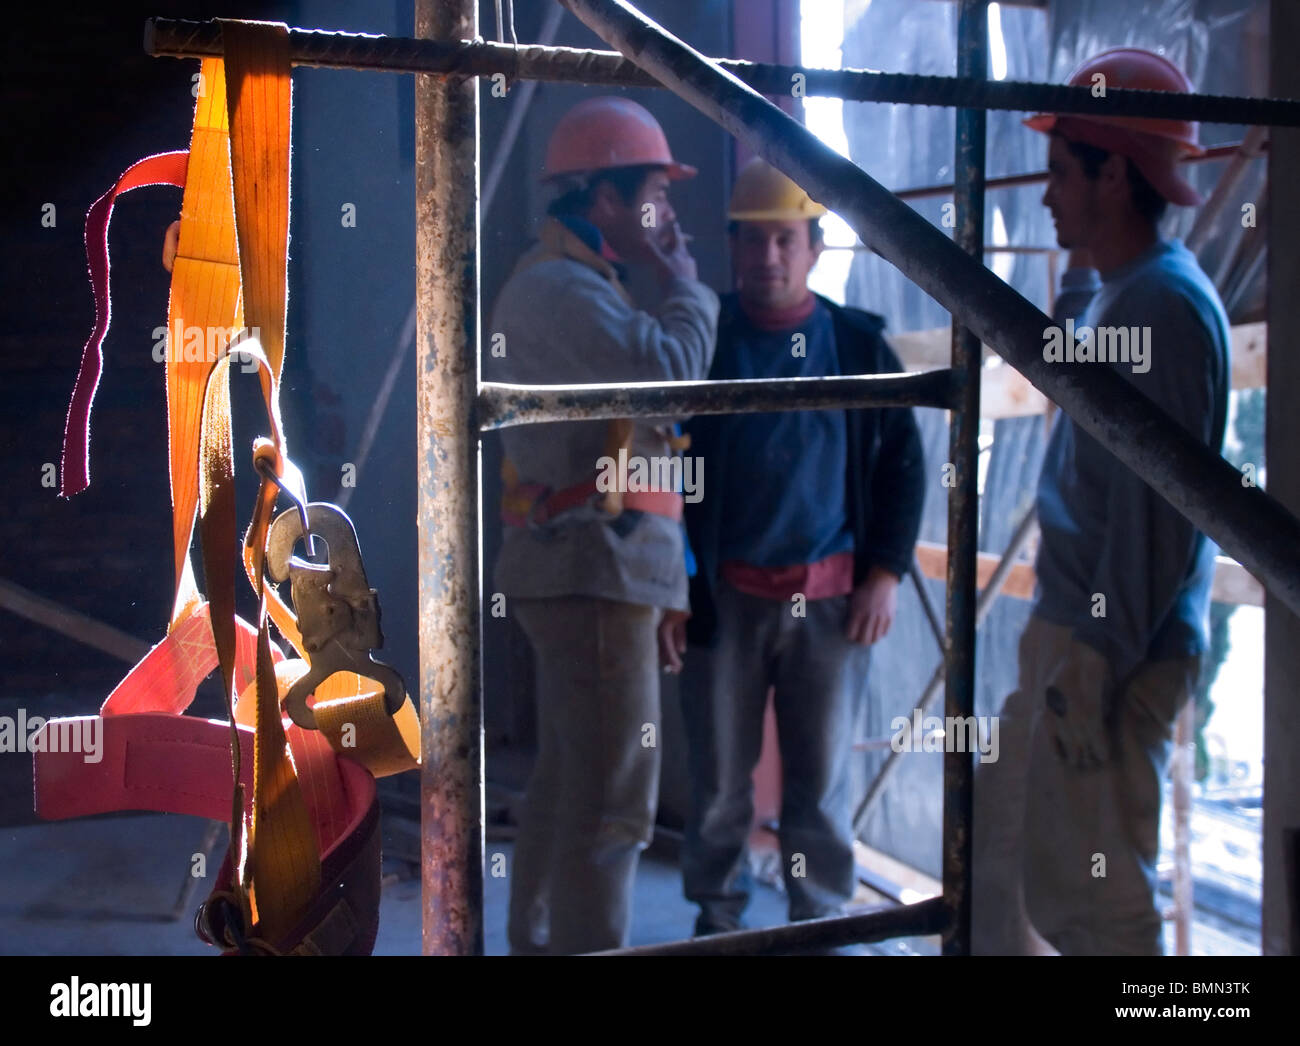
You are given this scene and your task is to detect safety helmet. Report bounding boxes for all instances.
[543,96,696,181]
[1024,47,1205,206]
[727,156,827,221]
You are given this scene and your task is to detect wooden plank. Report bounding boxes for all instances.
[915,540,1037,600]
[0,576,149,663]
[914,543,1263,608]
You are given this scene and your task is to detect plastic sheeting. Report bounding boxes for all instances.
[1049,0,1267,320]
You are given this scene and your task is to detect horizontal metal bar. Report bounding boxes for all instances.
[825,244,1059,254]
[477,370,956,430]
[593,896,949,955]
[554,0,1300,625]
[142,18,1300,127]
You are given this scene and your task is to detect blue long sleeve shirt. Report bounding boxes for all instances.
[1033,239,1230,682]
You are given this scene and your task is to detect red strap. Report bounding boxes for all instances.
[32,712,372,864]
[60,151,189,497]
[506,479,684,526]
[100,602,275,717]
[533,478,599,524]
[623,490,684,522]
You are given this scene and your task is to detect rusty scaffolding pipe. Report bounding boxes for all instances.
[415,0,483,957]
[598,896,950,956]
[939,0,987,956]
[555,0,1300,629]
[143,17,1300,128]
[478,370,955,430]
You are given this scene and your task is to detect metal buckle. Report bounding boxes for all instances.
[265,502,406,730]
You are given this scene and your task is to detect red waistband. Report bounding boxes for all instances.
[503,478,684,526]
[721,550,856,600]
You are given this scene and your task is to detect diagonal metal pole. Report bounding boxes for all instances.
[854,507,1039,835]
[909,557,947,651]
[416,0,483,957]
[555,0,1300,627]
[339,5,566,510]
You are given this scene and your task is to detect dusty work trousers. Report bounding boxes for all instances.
[972,614,1199,955]
[507,596,662,955]
[680,580,868,930]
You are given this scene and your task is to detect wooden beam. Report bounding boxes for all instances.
[914,542,1263,608]
[0,576,150,663]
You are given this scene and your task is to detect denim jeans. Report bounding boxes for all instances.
[507,596,662,954]
[679,579,869,929]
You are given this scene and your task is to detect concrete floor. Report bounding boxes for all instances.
[0,810,1255,955]
[0,812,926,956]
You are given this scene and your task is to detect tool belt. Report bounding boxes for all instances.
[39,21,419,956]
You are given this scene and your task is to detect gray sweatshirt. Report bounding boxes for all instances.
[487,221,719,611]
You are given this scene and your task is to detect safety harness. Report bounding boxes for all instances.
[36,20,419,955]
[498,218,689,528]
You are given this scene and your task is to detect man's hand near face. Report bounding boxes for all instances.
[643,220,697,285]
[845,565,899,645]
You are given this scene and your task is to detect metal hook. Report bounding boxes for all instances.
[255,455,315,557]
[265,502,407,731]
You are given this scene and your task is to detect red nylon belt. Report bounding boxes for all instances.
[502,478,684,527]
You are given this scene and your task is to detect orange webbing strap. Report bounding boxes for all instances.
[166,55,242,628]
[219,18,418,779]
[222,20,420,777]
[203,21,419,943]
[220,19,290,381]
[203,21,319,944]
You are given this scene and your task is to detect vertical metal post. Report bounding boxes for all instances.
[942,0,987,957]
[415,0,483,956]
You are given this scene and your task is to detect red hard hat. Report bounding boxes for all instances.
[543,96,697,181]
[1025,48,1205,206]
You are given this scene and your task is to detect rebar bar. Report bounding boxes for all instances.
[142,17,1300,127]
[597,896,949,956]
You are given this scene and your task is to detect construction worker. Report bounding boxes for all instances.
[488,96,719,954]
[660,158,925,935]
[972,48,1230,955]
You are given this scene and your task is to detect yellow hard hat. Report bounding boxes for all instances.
[727,157,827,221]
